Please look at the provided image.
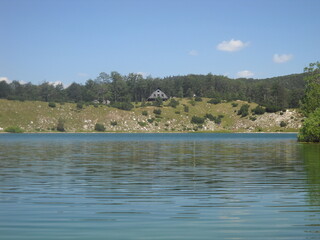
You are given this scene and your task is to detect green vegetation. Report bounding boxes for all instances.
[111,102,134,111]
[191,116,205,124]
[48,102,56,108]
[280,121,287,127]
[153,109,162,115]
[94,123,106,132]
[142,110,148,116]
[207,98,221,104]
[298,62,320,142]
[138,121,147,127]
[0,98,302,133]
[252,105,266,115]
[110,121,118,126]
[231,102,238,107]
[56,118,65,132]
[237,104,250,117]
[167,98,179,108]
[5,126,24,133]
[298,108,320,142]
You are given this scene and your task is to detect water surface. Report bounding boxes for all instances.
[0,133,320,239]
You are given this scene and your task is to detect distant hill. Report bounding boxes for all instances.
[0,98,303,133]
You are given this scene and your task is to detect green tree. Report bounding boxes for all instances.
[298,108,320,142]
[301,62,320,115]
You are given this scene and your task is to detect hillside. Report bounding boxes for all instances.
[0,99,303,133]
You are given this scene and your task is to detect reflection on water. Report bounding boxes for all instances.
[0,133,320,240]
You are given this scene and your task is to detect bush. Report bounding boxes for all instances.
[252,105,266,115]
[153,97,163,107]
[231,102,238,107]
[167,98,179,108]
[110,121,118,126]
[298,108,320,142]
[76,102,83,109]
[138,121,147,127]
[237,104,250,117]
[5,126,24,133]
[207,98,221,104]
[194,96,202,102]
[48,102,56,108]
[204,113,215,121]
[191,116,205,124]
[153,109,162,115]
[147,118,155,123]
[184,105,189,113]
[250,116,257,121]
[94,123,106,132]
[57,118,65,132]
[265,105,284,113]
[111,102,134,111]
[142,111,148,116]
[280,121,287,127]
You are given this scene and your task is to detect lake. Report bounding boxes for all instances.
[0,133,320,239]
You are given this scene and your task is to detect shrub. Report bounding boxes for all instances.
[5,126,24,133]
[153,109,162,115]
[237,104,250,117]
[142,111,148,116]
[194,96,202,102]
[48,102,56,108]
[205,113,215,121]
[280,121,287,127]
[110,121,118,126]
[168,99,180,108]
[265,105,284,113]
[175,111,180,114]
[252,105,266,115]
[207,98,221,104]
[138,121,147,127]
[250,116,257,121]
[231,102,238,107]
[56,118,65,132]
[153,97,163,107]
[94,123,106,132]
[76,102,83,109]
[147,118,155,123]
[191,116,205,124]
[111,102,134,111]
[298,108,320,142]
[184,105,189,113]
[213,116,222,124]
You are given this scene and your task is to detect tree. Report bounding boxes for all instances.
[301,62,320,115]
[298,108,320,142]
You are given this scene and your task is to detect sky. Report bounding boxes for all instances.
[1,0,320,86]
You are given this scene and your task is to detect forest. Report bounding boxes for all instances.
[0,71,306,110]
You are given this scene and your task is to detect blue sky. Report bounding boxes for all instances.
[1,0,320,86]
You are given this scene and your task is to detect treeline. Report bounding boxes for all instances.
[0,71,306,109]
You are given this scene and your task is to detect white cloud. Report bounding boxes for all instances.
[273,54,293,63]
[217,39,249,52]
[236,70,254,78]
[136,72,149,78]
[0,77,11,83]
[188,50,199,56]
[49,81,63,87]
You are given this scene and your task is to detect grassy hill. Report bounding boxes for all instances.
[0,98,303,133]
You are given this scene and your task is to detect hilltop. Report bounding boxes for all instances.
[0,99,303,133]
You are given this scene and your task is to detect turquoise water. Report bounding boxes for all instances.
[0,133,320,239]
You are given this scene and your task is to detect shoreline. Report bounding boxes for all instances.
[0,131,299,134]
